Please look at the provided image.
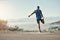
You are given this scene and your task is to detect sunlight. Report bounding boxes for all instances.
[0,1,8,20]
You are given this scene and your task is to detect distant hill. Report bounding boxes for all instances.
[50,21,60,25]
[8,17,60,23]
[7,17,60,30]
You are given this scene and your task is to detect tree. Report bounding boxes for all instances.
[0,19,7,30]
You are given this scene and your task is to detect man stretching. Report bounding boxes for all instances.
[28,6,44,32]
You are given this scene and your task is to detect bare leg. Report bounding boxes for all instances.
[37,19,41,32]
[37,21,41,32]
[38,23,41,32]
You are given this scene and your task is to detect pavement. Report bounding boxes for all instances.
[0,31,60,40]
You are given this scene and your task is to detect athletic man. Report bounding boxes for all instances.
[28,6,44,32]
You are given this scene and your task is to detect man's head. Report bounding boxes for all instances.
[37,6,40,9]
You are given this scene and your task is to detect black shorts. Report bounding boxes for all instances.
[37,19,44,24]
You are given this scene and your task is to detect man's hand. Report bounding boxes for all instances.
[28,15,31,17]
[28,13,34,17]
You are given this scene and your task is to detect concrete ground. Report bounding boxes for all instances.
[0,31,60,40]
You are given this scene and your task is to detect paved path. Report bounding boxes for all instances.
[0,31,60,40]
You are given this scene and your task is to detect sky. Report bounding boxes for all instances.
[0,0,60,20]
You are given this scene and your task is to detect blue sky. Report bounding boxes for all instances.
[0,0,60,20]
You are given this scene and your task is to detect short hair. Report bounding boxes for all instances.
[37,6,40,9]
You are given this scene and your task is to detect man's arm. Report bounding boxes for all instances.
[28,13,34,17]
[40,10,44,17]
[41,13,44,17]
[28,10,36,17]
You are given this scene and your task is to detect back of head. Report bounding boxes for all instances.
[37,6,40,9]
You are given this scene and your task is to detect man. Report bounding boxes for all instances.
[28,6,44,32]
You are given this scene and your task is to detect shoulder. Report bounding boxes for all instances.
[40,10,41,11]
[39,9,42,12]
